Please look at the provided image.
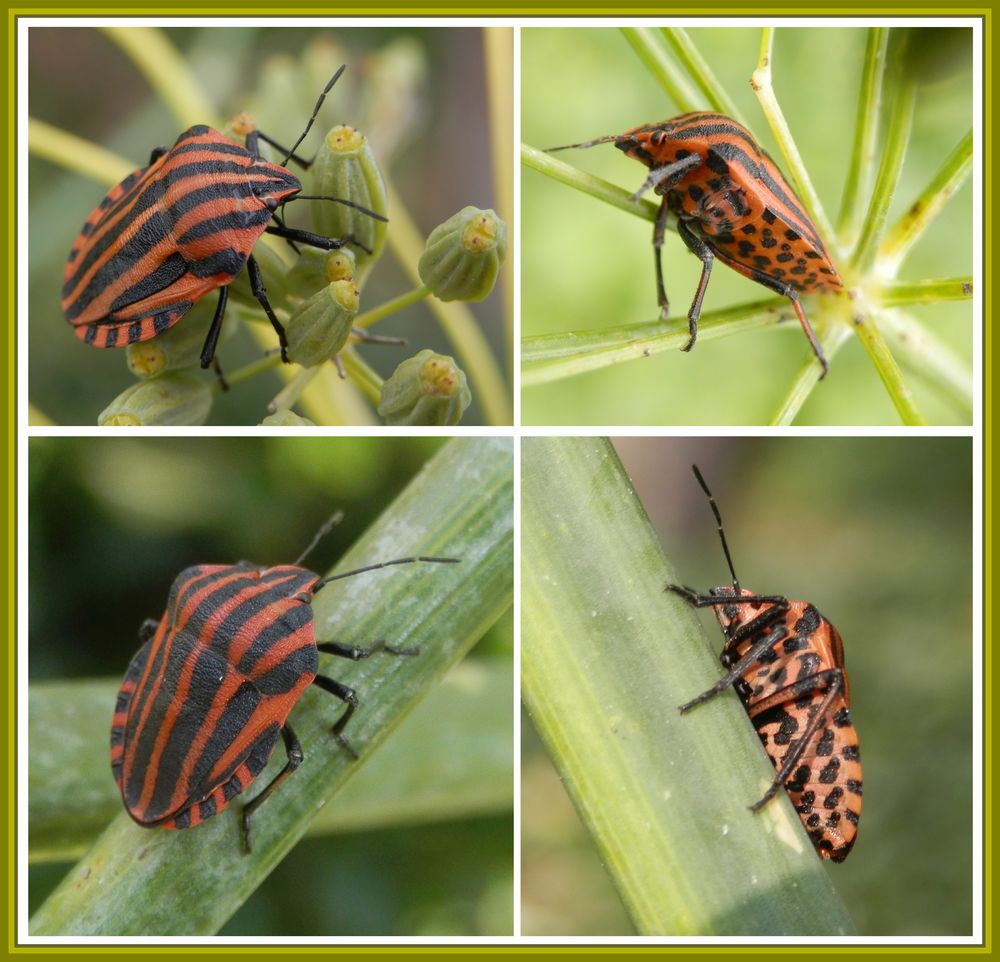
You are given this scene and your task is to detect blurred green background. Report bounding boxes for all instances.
[522,436,973,936]
[29,26,511,426]
[521,27,973,425]
[28,436,513,935]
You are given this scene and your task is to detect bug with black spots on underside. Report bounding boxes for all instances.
[110,512,458,853]
[62,65,386,371]
[547,112,843,378]
[666,464,862,861]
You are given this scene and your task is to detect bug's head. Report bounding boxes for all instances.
[250,158,303,210]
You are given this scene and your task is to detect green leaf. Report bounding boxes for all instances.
[29,659,512,865]
[30,436,513,936]
[521,437,855,936]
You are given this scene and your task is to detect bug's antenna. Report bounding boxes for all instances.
[294,511,345,567]
[691,464,741,595]
[311,556,459,595]
[280,64,347,167]
[544,134,620,153]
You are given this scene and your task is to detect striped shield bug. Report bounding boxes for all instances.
[547,112,843,378]
[109,513,458,852]
[666,465,861,861]
[63,65,386,370]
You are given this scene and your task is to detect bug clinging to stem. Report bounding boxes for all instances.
[665,464,862,861]
[63,65,388,371]
[547,112,843,378]
[110,510,459,853]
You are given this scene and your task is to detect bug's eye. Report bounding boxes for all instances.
[264,197,278,211]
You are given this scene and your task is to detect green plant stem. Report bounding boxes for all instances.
[102,26,222,129]
[28,118,133,186]
[877,129,973,275]
[769,324,853,426]
[850,300,927,425]
[213,352,282,395]
[873,277,973,307]
[661,27,745,123]
[339,347,384,406]
[620,27,700,113]
[521,437,855,936]
[484,27,515,377]
[836,28,890,245]
[353,285,431,330]
[383,180,511,426]
[267,364,319,415]
[521,144,659,221]
[29,659,512,865]
[850,69,917,274]
[877,308,974,419]
[300,363,377,426]
[30,437,513,936]
[751,28,838,251]
[522,297,793,388]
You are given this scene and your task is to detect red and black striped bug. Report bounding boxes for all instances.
[109,513,458,852]
[63,65,385,370]
[547,112,843,378]
[666,465,861,861]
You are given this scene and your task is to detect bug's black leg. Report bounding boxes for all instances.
[240,724,303,854]
[676,219,715,353]
[245,254,289,363]
[255,130,312,168]
[137,618,160,643]
[746,668,845,812]
[653,196,671,321]
[313,642,420,757]
[211,356,230,393]
[739,269,829,378]
[199,285,228,369]
[148,145,169,165]
[265,223,371,256]
[270,209,301,255]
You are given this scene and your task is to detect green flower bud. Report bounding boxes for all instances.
[98,373,213,426]
[124,299,227,377]
[285,279,359,368]
[418,207,507,302]
[377,349,471,426]
[310,125,388,268]
[260,410,316,427]
[286,248,357,300]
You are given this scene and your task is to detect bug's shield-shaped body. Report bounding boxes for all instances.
[110,562,319,830]
[615,113,842,297]
[62,126,301,350]
[699,586,862,862]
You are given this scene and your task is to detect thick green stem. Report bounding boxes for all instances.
[353,285,432,330]
[751,28,838,251]
[836,28,890,245]
[768,324,853,426]
[522,298,791,387]
[522,437,856,936]
[873,277,973,307]
[660,28,745,123]
[620,27,700,113]
[877,129,973,275]
[850,67,917,274]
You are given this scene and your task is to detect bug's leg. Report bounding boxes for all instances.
[199,285,228,369]
[652,197,671,320]
[244,254,290,363]
[314,642,420,756]
[211,356,230,393]
[265,223,372,256]
[255,131,312,168]
[745,668,845,812]
[350,327,406,346]
[240,724,303,854]
[148,145,168,165]
[676,220,715,353]
[743,272,829,379]
[137,618,159,643]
